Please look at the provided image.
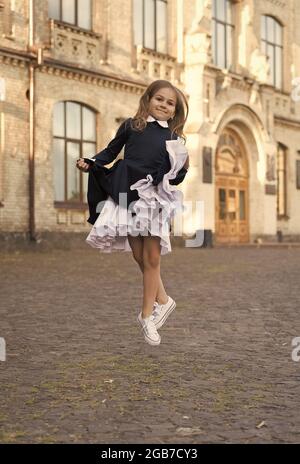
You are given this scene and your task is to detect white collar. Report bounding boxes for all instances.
[146,115,169,128]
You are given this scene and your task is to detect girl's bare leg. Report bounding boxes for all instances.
[128,234,144,273]
[141,235,162,318]
[128,235,168,305]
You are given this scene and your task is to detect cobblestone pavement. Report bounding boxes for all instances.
[1,245,300,444]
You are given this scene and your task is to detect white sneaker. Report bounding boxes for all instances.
[152,296,176,330]
[137,312,161,346]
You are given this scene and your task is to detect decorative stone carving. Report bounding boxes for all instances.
[49,20,104,69]
[134,45,178,82]
[185,0,212,66]
[249,48,270,83]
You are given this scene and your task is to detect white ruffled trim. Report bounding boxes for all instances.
[86,139,188,255]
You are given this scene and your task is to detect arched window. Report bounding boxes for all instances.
[261,15,283,89]
[134,0,167,54]
[52,101,97,204]
[277,143,287,217]
[48,0,92,30]
[211,0,234,69]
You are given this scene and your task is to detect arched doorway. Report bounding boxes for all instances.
[215,128,249,243]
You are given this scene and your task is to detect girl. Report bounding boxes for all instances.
[76,79,189,347]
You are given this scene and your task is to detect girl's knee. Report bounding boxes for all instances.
[142,235,161,268]
[143,252,160,269]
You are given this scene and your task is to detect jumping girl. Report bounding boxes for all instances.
[76,79,189,347]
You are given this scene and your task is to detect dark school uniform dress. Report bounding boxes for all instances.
[85,115,189,255]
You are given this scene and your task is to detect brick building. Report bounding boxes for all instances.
[0,0,299,245]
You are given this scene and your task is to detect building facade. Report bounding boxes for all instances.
[0,0,299,244]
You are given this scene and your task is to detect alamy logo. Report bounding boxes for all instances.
[0,337,6,362]
[291,337,300,362]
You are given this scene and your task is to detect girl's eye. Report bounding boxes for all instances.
[156,97,173,104]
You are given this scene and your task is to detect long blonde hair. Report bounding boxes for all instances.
[131,80,189,142]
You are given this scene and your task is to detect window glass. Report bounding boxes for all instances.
[53,101,64,137]
[212,20,216,61]
[82,107,96,141]
[275,21,282,45]
[226,25,232,68]
[261,16,266,41]
[212,0,232,69]
[216,0,226,21]
[66,102,81,140]
[48,0,60,20]
[145,0,155,49]
[53,138,65,201]
[67,141,80,201]
[266,16,275,43]
[82,142,96,200]
[156,0,167,53]
[133,0,143,45]
[267,43,274,84]
[275,46,282,88]
[217,23,225,68]
[62,0,75,24]
[82,142,97,158]
[226,0,232,23]
[78,0,91,29]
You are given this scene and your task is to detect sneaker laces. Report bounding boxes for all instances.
[142,315,159,337]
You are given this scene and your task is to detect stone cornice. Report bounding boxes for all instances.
[40,58,146,93]
[274,115,300,129]
[0,46,147,94]
[52,19,102,40]
[204,64,256,91]
[0,46,33,66]
[138,46,177,63]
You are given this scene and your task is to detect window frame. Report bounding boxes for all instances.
[53,101,97,206]
[211,0,235,70]
[134,0,168,54]
[261,15,283,90]
[48,0,92,31]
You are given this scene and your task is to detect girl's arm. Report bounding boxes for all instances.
[92,118,131,166]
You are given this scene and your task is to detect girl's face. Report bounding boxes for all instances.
[148,87,177,121]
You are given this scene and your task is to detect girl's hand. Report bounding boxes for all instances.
[76,158,90,172]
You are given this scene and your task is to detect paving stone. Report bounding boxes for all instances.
[0,247,300,443]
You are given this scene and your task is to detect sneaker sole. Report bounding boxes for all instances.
[137,316,161,346]
[154,300,176,330]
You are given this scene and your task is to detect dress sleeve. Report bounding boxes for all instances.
[92,118,131,166]
[152,156,188,186]
[169,166,188,185]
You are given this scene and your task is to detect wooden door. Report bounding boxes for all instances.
[215,129,249,243]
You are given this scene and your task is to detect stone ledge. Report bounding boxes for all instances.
[1,232,300,253]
